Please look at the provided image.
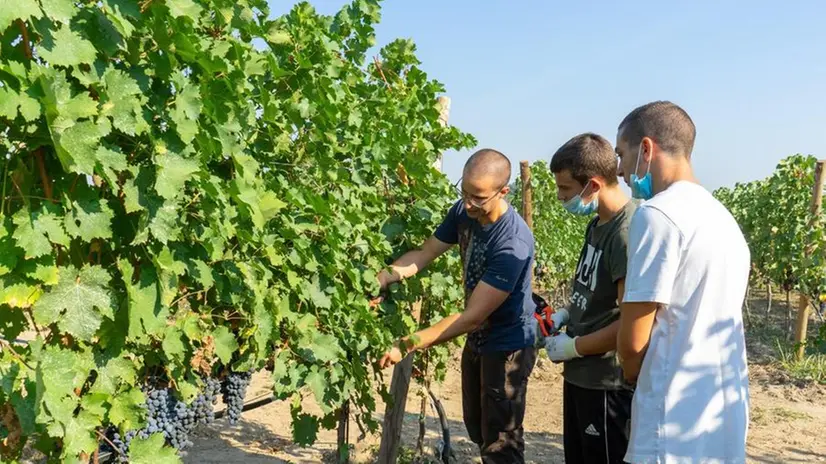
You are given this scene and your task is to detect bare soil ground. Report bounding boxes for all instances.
[187,296,826,464]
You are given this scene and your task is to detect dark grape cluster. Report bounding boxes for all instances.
[221,370,252,424]
[100,376,222,460]
[100,428,138,463]
[142,388,195,451]
[193,377,222,426]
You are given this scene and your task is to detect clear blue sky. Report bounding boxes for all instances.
[269,0,826,191]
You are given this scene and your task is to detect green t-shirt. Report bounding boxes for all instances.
[563,200,637,391]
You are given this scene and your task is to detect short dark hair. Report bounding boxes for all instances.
[549,133,618,186]
[463,148,511,187]
[618,100,696,157]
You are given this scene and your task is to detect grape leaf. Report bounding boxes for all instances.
[119,260,166,341]
[266,25,291,45]
[291,413,319,446]
[0,282,42,308]
[32,265,114,341]
[40,72,100,171]
[303,275,331,309]
[0,0,40,30]
[91,357,137,396]
[304,367,329,413]
[0,306,27,341]
[212,326,238,364]
[187,259,214,289]
[39,26,98,68]
[10,386,36,435]
[11,209,49,258]
[259,191,287,222]
[129,433,181,464]
[0,88,20,119]
[11,208,70,259]
[122,177,145,214]
[40,0,76,23]
[156,248,186,276]
[101,0,139,37]
[100,67,147,135]
[61,410,99,458]
[176,378,199,403]
[154,152,200,199]
[24,260,59,285]
[170,84,201,143]
[162,326,186,362]
[41,71,99,123]
[36,345,95,426]
[147,199,181,244]
[166,0,202,21]
[109,387,145,431]
[0,235,21,276]
[253,301,273,355]
[81,392,108,419]
[64,196,114,241]
[298,332,342,364]
[95,145,129,189]
[57,120,106,174]
[0,87,41,122]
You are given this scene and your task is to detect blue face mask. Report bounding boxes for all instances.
[630,144,653,200]
[562,183,598,216]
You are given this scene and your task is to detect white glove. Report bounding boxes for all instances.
[544,332,582,362]
[550,308,570,331]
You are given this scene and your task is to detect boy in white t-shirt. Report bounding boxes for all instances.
[614,101,751,464]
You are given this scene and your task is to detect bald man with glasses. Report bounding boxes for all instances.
[376,148,537,464]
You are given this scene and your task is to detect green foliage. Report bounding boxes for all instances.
[0,0,474,461]
[512,161,589,296]
[714,154,826,298]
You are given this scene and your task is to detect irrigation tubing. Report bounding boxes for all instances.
[426,386,453,464]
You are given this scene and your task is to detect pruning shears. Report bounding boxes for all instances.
[532,293,558,337]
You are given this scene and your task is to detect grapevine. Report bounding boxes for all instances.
[0,0,474,462]
[714,154,826,333]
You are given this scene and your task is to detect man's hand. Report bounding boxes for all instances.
[378,344,404,369]
[369,269,395,306]
[376,267,396,292]
[550,307,570,331]
[376,236,452,290]
[544,332,582,362]
[368,293,385,308]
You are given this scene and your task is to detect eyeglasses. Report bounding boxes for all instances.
[453,177,507,209]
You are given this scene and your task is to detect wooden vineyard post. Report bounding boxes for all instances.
[794,159,826,360]
[520,161,533,230]
[376,96,451,464]
[336,399,350,463]
[519,161,535,290]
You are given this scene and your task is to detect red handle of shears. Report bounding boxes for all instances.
[532,293,556,337]
[533,307,555,337]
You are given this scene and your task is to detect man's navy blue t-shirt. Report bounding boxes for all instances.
[434,200,536,354]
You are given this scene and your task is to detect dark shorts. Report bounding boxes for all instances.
[562,380,633,464]
[460,341,537,464]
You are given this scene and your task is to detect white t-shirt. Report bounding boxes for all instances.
[623,181,750,464]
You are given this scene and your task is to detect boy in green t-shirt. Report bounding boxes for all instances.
[544,132,637,464]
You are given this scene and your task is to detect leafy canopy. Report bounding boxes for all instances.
[0,0,475,460]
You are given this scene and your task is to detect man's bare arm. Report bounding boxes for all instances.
[377,236,452,289]
[378,282,509,368]
[617,301,658,382]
